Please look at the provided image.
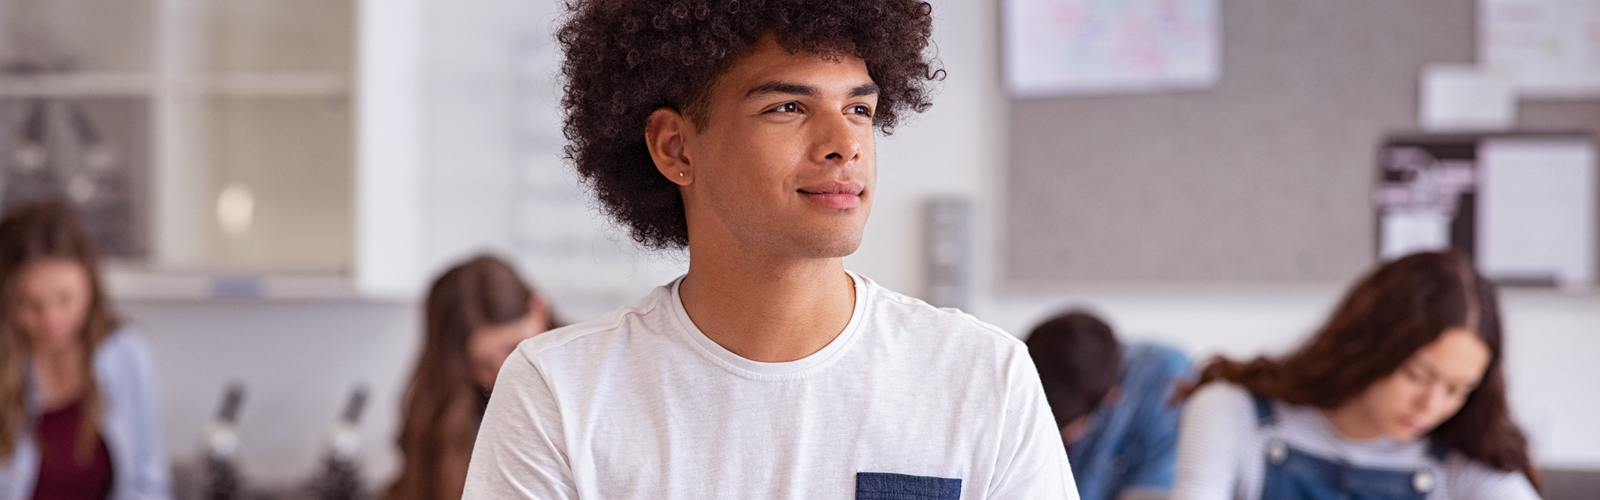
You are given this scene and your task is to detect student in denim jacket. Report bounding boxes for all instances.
[1028,311,1192,500]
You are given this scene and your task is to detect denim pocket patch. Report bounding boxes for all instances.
[855,472,961,500]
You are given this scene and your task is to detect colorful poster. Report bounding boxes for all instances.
[1003,0,1221,97]
[1481,0,1600,97]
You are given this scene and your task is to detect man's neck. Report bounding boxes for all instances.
[678,251,857,363]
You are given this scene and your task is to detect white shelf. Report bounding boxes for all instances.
[197,73,350,98]
[0,73,153,98]
[0,72,350,99]
[105,269,359,301]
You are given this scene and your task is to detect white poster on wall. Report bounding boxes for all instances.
[1477,137,1597,290]
[1419,64,1517,132]
[1002,0,1221,98]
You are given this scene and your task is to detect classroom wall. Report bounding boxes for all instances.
[844,0,1007,298]
[1005,0,1470,283]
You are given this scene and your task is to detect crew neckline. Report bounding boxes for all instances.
[1285,401,1419,453]
[668,270,868,379]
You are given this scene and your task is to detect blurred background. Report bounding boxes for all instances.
[0,0,1595,496]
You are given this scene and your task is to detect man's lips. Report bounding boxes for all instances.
[798,181,864,209]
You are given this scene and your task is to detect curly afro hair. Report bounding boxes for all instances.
[556,0,943,250]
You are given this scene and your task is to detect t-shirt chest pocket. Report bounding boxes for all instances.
[855,472,962,500]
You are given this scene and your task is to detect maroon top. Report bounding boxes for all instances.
[31,400,113,500]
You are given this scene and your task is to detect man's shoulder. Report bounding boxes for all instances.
[857,275,1026,352]
[864,277,1017,337]
[514,285,676,362]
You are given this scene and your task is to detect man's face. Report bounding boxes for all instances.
[679,37,878,258]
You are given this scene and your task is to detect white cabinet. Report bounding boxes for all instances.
[1,0,427,300]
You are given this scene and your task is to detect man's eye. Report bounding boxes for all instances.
[851,105,873,116]
[771,103,798,113]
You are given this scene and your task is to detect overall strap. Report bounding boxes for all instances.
[1249,392,1276,427]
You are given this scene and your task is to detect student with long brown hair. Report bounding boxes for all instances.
[0,200,170,499]
[1170,251,1540,500]
[385,255,558,500]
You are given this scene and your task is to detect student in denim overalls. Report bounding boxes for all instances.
[1249,392,1448,500]
[1168,252,1542,500]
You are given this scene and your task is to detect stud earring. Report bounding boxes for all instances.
[679,172,684,177]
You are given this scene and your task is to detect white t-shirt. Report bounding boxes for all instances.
[1170,382,1540,500]
[463,272,1077,499]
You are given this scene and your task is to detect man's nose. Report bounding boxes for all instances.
[814,113,862,164]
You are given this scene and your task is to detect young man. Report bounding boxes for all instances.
[462,0,1076,497]
[1026,312,1192,500]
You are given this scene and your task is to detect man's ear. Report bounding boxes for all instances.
[645,108,693,186]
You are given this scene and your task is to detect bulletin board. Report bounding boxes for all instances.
[1003,0,1600,287]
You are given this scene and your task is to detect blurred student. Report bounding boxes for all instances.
[1171,251,1540,500]
[386,255,559,500]
[1028,311,1192,500]
[0,200,170,499]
